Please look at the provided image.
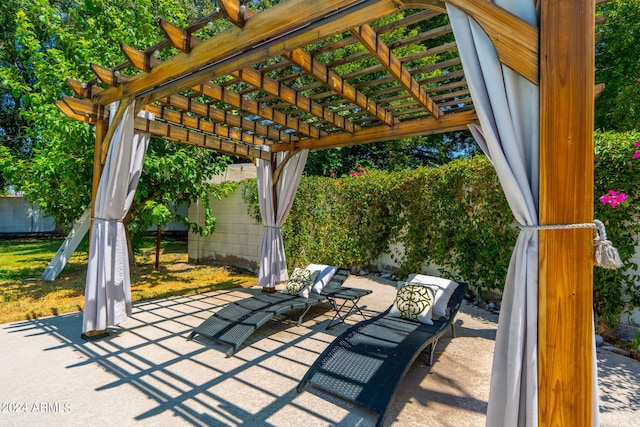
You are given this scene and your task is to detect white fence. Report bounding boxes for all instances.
[188,164,262,271]
[0,196,188,236]
[0,196,56,234]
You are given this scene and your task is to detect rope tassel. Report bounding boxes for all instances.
[593,220,623,269]
[519,219,623,269]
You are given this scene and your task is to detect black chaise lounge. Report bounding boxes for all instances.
[188,268,352,356]
[296,282,467,427]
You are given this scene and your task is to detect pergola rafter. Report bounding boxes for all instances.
[58,0,543,156]
[351,23,442,119]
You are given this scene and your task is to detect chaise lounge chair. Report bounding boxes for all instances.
[297,279,467,427]
[188,266,353,356]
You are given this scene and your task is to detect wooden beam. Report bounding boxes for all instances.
[144,103,276,147]
[67,78,104,99]
[121,44,155,73]
[231,68,356,133]
[446,0,538,84]
[56,100,97,124]
[162,93,292,144]
[159,19,355,134]
[282,49,395,126]
[282,109,477,151]
[90,63,121,87]
[217,0,249,27]
[136,117,274,161]
[310,9,442,57]
[539,0,595,425]
[91,46,293,144]
[402,0,447,12]
[123,43,319,140]
[159,18,196,53]
[90,0,428,105]
[197,83,325,139]
[222,2,393,127]
[351,23,442,118]
[62,96,108,121]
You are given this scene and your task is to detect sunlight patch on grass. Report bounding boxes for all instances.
[0,238,258,324]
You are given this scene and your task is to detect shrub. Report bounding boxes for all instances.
[241,131,640,325]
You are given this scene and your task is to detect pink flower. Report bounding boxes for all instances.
[635,141,640,147]
[355,166,363,172]
[600,190,628,208]
[633,150,640,159]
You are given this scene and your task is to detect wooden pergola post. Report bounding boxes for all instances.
[91,120,108,224]
[539,0,595,425]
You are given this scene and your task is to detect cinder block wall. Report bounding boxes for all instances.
[188,164,263,271]
[0,196,56,234]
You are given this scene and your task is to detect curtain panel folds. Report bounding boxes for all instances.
[448,2,540,426]
[82,103,153,333]
[256,149,309,288]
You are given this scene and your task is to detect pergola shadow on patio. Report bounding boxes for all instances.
[0,277,495,426]
[56,0,602,425]
[1,277,639,426]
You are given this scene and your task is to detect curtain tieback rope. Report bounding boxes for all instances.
[91,217,123,223]
[518,220,622,269]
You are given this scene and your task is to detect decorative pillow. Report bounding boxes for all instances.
[389,282,437,324]
[283,268,318,298]
[306,264,339,294]
[406,274,459,317]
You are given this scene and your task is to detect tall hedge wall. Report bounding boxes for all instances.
[242,131,640,325]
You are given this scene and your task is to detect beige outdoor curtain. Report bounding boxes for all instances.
[256,149,309,288]
[82,103,152,333]
[448,1,600,425]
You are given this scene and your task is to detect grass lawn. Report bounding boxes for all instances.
[0,237,257,324]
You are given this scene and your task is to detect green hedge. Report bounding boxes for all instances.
[241,131,640,325]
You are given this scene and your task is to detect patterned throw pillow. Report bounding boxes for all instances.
[406,274,459,317]
[389,282,436,324]
[284,268,314,298]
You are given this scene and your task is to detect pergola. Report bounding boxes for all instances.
[57,0,600,425]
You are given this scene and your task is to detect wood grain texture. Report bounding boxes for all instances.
[283,109,477,151]
[446,0,538,84]
[93,0,402,105]
[539,0,595,425]
[351,23,442,118]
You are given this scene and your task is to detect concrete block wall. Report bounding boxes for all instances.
[0,196,56,234]
[188,164,263,270]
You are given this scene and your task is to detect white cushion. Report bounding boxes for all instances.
[406,274,459,317]
[306,264,338,294]
[282,268,319,298]
[389,282,436,324]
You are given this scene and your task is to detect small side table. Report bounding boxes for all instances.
[324,287,372,330]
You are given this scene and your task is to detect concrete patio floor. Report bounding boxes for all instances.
[1,275,638,426]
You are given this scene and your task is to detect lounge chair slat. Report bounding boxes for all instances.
[189,267,352,356]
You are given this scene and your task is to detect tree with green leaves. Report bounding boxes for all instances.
[595,0,640,131]
[0,0,234,254]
